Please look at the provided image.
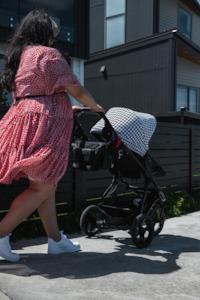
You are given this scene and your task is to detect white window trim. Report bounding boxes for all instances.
[69,57,84,106]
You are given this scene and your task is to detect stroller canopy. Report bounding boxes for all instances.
[91,107,157,157]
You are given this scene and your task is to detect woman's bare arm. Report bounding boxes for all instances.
[65,85,104,113]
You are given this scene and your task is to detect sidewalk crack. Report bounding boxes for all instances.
[0,289,13,300]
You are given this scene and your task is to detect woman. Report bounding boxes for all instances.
[0,9,104,262]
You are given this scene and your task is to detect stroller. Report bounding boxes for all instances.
[72,107,166,248]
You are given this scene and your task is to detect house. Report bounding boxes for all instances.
[82,0,200,198]
[85,0,200,115]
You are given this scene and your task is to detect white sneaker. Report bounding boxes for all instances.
[0,234,19,262]
[48,231,81,254]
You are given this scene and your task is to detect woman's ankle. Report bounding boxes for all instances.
[0,229,9,239]
[48,232,61,242]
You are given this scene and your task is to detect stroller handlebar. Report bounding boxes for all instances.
[74,107,91,113]
[74,108,117,141]
[96,112,118,141]
[97,112,112,128]
[74,108,109,124]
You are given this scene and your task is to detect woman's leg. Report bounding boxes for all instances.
[37,189,61,242]
[37,189,81,254]
[0,180,55,237]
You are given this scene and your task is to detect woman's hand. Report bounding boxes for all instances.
[72,105,84,117]
[72,105,105,116]
[90,104,105,114]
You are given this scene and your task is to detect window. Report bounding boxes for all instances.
[105,0,126,49]
[176,86,197,112]
[0,0,75,43]
[189,89,197,112]
[178,7,192,39]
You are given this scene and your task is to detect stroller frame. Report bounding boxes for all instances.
[73,112,166,248]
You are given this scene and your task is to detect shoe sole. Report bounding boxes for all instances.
[0,254,20,262]
[48,248,81,254]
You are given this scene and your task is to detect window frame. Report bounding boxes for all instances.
[176,85,198,113]
[178,6,192,40]
[104,0,126,49]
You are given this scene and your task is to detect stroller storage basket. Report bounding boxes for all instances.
[72,140,110,171]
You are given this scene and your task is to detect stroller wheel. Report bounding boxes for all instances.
[131,214,154,248]
[80,205,102,237]
[151,205,165,236]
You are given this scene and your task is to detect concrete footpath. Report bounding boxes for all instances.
[0,211,199,300]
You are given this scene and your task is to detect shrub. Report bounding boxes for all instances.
[165,191,200,218]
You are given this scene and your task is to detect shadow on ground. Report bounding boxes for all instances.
[0,233,199,279]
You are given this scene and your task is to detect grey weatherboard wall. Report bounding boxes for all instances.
[85,34,176,114]
[90,0,156,53]
[87,0,200,115]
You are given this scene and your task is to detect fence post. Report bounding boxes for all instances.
[189,128,194,195]
[74,169,87,209]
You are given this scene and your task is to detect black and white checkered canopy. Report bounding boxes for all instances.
[91,107,157,157]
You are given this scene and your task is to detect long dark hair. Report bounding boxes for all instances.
[0,9,63,92]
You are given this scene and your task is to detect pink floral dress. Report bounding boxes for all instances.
[0,45,80,185]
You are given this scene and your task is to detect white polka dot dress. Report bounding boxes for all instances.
[0,45,80,185]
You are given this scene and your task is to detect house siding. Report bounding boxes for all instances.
[87,0,199,114]
[159,0,178,32]
[126,0,154,43]
[85,40,174,114]
[192,13,200,47]
[90,0,104,53]
[160,0,200,47]
[90,0,200,54]
[90,0,155,54]
[177,57,200,87]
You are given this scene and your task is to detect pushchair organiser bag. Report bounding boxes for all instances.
[71,140,110,171]
[72,112,114,171]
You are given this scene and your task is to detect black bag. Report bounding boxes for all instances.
[71,140,110,171]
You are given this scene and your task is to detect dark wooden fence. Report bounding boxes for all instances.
[0,107,200,222]
[72,113,200,209]
[150,122,200,194]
